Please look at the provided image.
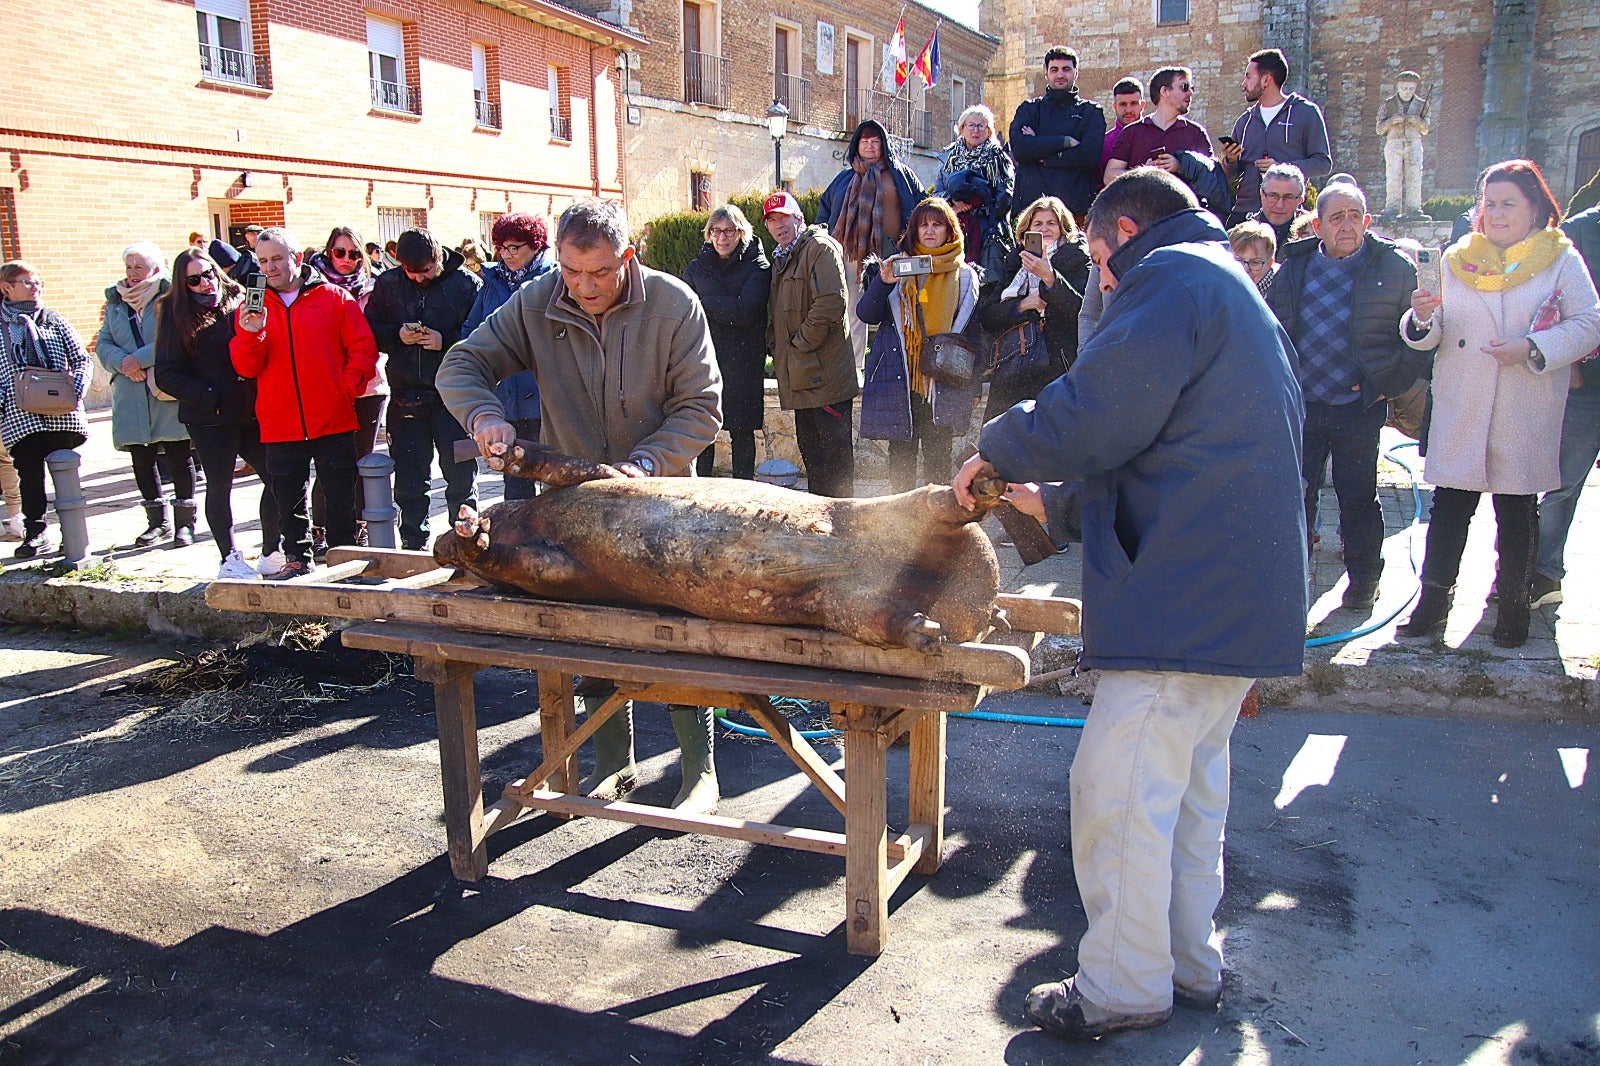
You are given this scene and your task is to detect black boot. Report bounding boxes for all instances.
[1492,599,1530,648]
[13,520,51,559]
[134,500,171,547]
[1397,583,1453,639]
[172,499,197,547]
[1490,494,1536,649]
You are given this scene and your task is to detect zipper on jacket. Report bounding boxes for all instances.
[618,328,627,417]
[283,299,311,441]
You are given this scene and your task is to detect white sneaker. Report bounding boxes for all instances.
[0,514,22,542]
[218,548,261,580]
[255,550,287,576]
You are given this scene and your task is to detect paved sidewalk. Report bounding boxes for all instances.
[2,414,1596,716]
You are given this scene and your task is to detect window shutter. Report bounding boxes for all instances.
[367,16,404,59]
[197,0,248,21]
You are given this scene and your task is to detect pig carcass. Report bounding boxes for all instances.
[433,442,1012,650]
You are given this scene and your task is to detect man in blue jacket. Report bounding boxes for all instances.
[954,168,1307,1040]
[1221,48,1332,226]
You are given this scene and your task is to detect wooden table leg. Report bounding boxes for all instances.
[840,703,889,956]
[907,710,946,875]
[537,671,579,795]
[418,656,488,881]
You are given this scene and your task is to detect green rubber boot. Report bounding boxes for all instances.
[669,705,719,815]
[579,698,637,800]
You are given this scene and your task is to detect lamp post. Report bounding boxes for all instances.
[766,99,789,190]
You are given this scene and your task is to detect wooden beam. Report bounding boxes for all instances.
[341,624,985,713]
[382,567,460,590]
[995,593,1081,636]
[841,706,890,956]
[296,558,373,583]
[210,569,1032,689]
[907,713,946,875]
[427,658,488,881]
[504,686,638,800]
[886,825,933,895]
[738,695,848,817]
[536,671,580,803]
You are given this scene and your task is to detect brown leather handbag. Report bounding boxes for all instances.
[912,288,980,388]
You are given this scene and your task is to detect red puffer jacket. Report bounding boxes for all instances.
[230,269,379,443]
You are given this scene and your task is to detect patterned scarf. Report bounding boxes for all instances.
[899,237,965,397]
[1,300,56,370]
[492,259,539,289]
[310,252,375,301]
[833,161,903,264]
[1446,227,1570,293]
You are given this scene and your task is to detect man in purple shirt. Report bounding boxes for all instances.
[1104,67,1214,182]
[1100,77,1146,188]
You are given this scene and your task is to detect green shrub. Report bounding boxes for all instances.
[1422,194,1476,222]
[641,190,824,278]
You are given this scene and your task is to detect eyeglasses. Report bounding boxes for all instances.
[1262,192,1302,203]
[1175,83,1193,92]
[498,241,528,254]
[184,269,218,288]
[3,276,41,290]
[709,227,740,237]
[328,247,362,261]
[1234,257,1269,269]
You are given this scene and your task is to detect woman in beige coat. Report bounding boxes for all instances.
[1397,160,1600,647]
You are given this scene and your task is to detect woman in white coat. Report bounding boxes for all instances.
[1397,160,1600,647]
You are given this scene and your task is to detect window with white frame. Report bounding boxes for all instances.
[367,16,414,113]
[472,43,500,127]
[479,211,502,250]
[549,66,572,140]
[196,0,259,86]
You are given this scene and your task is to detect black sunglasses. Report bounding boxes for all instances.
[184,269,217,288]
[328,247,363,260]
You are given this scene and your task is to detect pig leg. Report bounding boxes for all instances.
[441,506,585,590]
[491,442,626,489]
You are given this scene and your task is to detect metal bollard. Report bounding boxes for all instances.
[358,453,399,549]
[46,449,92,569]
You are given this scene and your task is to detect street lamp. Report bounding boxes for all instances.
[766,99,790,190]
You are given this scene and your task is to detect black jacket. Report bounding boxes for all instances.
[1268,232,1424,404]
[153,309,257,428]
[1009,87,1107,217]
[1563,207,1600,389]
[682,238,770,431]
[977,237,1091,376]
[365,247,482,398]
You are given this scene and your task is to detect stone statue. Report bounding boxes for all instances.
[1377,71,1432,218]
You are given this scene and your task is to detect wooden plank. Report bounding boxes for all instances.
[995,593,1081,636]
[841,706,890,956]
[886,826,933,895]
[326,546,444,577]
[738,695,848,818]
[342,623,984,713]
[536,671,580,801]
[382,567,459,590]
[296,558,373,583]
[427,658,488,881]
[502,789,857,857]
[211,565,1032,689]
[505,687,637,800]
[907,712,946,875]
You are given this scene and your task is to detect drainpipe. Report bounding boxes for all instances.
[589,45,602,197]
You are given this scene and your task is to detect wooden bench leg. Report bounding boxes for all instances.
[419,657,488,881]
[907,710,946,875]
[841,705,889,956]
[537,671,579,797]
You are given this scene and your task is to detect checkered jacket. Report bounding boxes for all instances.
[0,307,91,448]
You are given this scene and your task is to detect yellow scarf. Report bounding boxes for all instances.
[1446,227,1570,293]
[900,237,964,396]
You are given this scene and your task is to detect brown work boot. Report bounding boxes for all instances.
[1023,977,1172,1040]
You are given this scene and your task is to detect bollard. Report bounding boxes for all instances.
[359,452,399,549]
[46,449,92,569]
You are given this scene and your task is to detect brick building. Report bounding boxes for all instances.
[982,0,1599,205]
[567,0,998,226]
[0,0,642,397]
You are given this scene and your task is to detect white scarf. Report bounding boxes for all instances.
[1001,240,1059,300]
[116,274,165,315]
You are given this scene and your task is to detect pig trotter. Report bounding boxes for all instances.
[987,605,1012,634]
[452,505,491,557]
[898,613,946,653]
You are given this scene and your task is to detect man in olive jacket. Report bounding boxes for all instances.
[763,191,861,497]
[437,199,724,815]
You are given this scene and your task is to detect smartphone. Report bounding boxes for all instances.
[1023,231,1045,258]
[1414,247,1442,294]
[892,255,934,277]
[1218,136,1237,146]
[244,278,266,313]
[403,321,424,333]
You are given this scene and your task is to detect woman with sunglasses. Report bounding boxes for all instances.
[0,261,90,558]
[461,213,555,501]
[306,227,386,556]
[97,242,197,548]
[153,249,280,579]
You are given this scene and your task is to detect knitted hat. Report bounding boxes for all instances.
[208,239,241,268]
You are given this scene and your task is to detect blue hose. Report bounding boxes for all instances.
[718,441,1425,738]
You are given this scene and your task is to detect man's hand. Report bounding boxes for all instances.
[471,413,516,460]
[1482,337,1531,366]
[240,308,266,334]
[413,327,443,351]
[1003,482,1046,521]
[1020,125,1035,136]
[1254,155,1277,173]
[1220,141,1244,164]
[952,452,996,510]
[614,461,649,478]
[1152,152,1181,174]
[1062,136,1079,149]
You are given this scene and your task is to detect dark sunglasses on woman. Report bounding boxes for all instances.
[184,269,217,288]
[328,248,363,261]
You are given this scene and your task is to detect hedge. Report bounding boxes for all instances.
[641,190,824,278]
[1422,195,1476,222]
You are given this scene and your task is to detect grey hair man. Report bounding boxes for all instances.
[1251,162,1310,249]
[437,198,724,813]
[1265,181,1424,610]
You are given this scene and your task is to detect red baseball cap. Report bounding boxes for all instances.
[762,191,804,220]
